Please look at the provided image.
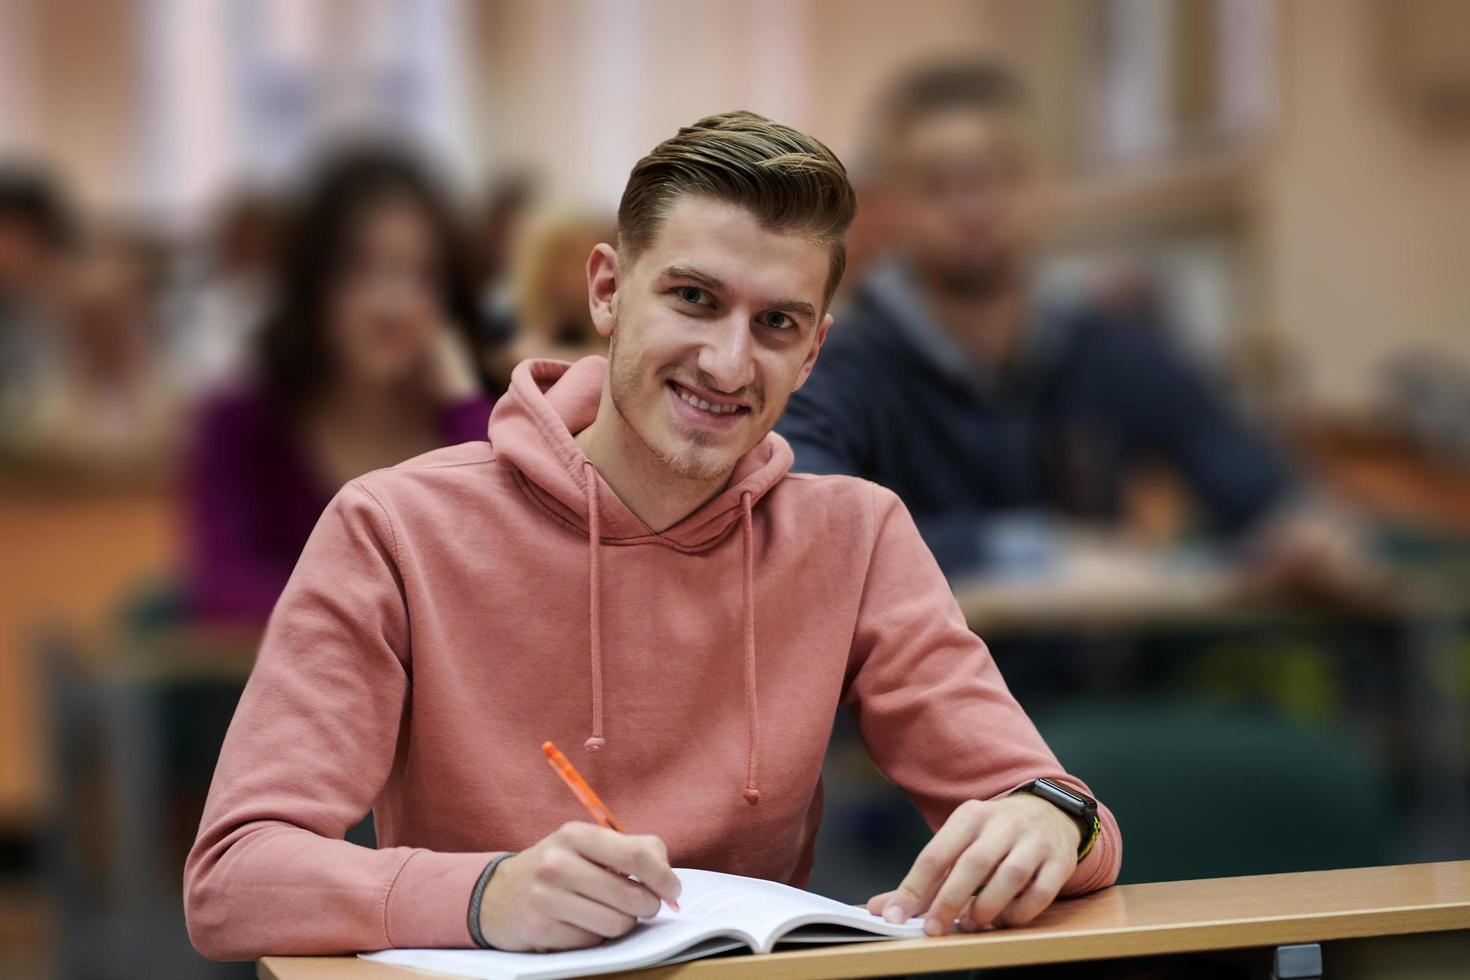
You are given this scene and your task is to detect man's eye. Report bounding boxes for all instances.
[675,286,707,305]
[762,312,795,331]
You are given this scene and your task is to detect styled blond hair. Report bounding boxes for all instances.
[617,110,857,304]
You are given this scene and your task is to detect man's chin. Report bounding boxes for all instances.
[669,459,735,483]
[643,419,752,480]
[657,441,744,483]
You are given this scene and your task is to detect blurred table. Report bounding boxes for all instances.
[257,860,1470,979]
[951,534,1469,635]
[1297,421,1470,535]
[0,488,175,829]
[953,537,1246,634]
[952,538,1470,863]
[42,623,259,980]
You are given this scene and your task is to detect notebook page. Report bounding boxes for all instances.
[361,915,745,980]
[360,869,924,976]
[671,869,925,950]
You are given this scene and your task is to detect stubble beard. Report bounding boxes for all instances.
[607,330,742,484]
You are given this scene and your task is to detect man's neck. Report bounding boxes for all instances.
[574,389,733,533]
[915,271,1027,370]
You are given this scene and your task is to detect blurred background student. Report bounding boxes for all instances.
[0,167,76,451]
[14,224,178,476]
[182,147,493,625]
[474,171,537,387]
[168,190,282,399]
[778,59,1363,595]
[480,210,614,389]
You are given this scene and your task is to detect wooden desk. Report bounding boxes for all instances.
[258,861,1470,979]
[0,491,174,828]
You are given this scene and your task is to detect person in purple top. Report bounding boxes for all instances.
[183,146,495,624]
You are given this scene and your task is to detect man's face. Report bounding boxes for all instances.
[887,109,1045,296]
[587,194,833,482]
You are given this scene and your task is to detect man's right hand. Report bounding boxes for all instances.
[478,822,682,951]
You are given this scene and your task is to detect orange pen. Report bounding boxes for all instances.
[541,741,679,911]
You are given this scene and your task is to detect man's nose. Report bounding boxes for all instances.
[695,316,755,393]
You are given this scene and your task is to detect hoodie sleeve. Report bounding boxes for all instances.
[183,480,500,960]
[841,485,1122,897]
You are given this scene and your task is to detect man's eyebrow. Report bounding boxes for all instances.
[660,265,726,291]
[661,264,817,324]
[767,298,817,324]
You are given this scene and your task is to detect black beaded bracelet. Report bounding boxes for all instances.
[468,852,517,949]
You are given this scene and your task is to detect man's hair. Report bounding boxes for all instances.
[867,58,1030,173]
[617,110,856,305]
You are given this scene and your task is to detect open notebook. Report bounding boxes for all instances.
[361,868,926,980]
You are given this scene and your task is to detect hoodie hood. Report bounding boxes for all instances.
[487,356,793,802]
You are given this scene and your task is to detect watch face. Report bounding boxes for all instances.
[1036,778,1091,812]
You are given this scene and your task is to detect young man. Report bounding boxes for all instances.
[778,61,1354,583]
[184,111,1121,960]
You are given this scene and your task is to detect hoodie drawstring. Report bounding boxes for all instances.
[739,491,760,804]
[578,463,760,805]
[582,461,606,752]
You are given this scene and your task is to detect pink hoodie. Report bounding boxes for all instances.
[184,357,1121,960]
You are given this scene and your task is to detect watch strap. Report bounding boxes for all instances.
[1010,779,1099,860]
[1076,812,1100,861]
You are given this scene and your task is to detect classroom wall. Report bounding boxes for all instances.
[1260,0,1470,411]
[469,0,1470,412]
[0,0,140,215]
[6,0,1467,409]
[469,0,1041,205]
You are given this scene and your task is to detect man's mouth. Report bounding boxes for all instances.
[666,380,752,423]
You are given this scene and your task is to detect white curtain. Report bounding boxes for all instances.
[0,0,40,157]
[138,0,478,228]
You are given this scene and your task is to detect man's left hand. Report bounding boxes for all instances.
[865,793,1080,935]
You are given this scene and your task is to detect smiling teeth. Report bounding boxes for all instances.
[676,387,741,414]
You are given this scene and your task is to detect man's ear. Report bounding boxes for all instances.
[586,242,620,339]
[792,312,834,392]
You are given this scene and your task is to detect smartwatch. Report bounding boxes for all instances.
[1010,777,1100,860]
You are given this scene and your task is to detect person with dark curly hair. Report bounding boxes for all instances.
[182,145,494,624]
